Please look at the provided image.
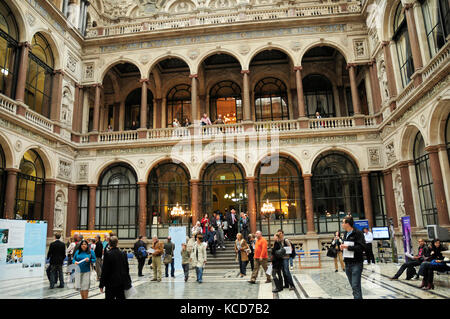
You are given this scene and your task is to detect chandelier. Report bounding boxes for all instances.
[224,192,247,202]
[261,199,275,215]
[170,203,185,217]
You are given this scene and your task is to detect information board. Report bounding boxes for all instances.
[0,219,47,281]
[168,226,187,271]
[353,219,369,231]
[70,230,112,241]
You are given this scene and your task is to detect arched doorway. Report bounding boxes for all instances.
[25,33,54,118]
[413,132,438,226]
[201,159,247,220]
[209,80,242,123]
[312,153,364,233]
[303,74,335,118]
[15,150,45,220]
[0,1,20,98]
[167,84,191,126]
[96,163,138,239]
[124,88,154,130]
[256,156,305,236]
[147,162,191,238]
[254,77,289,121]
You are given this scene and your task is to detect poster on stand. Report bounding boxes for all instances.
[0,219,47,281]
[168,226,187,271]
[354,220,369,232]
[70,230,112,241]
[401,216,412,262]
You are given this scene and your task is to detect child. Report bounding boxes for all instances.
[181,243,191,282]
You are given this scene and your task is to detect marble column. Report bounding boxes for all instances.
[43,179,56,237]
[425,146,450,226]
[368,60,382,115]
[155,98,162,128]
[404,3,423,85]
[92,84,102,132]
[294,66,306,118]
[161,98,167,128]
[247,177,257,234]
[138,182,147,237]
[398,161,417,227]
[15,42,31,103]
[241,70,251,122]
[3,168,19,219]
[66,185,78,238]
[88,185,97,230]
[347,64,362,115]
[191,180,200,225]
[119,100,125,131]
[50,70,64,122]
[383,169,398,228]
[190,74,198,123]
[140,79,148,129]
[303,174,315,234]
[360,172,374,228]
[72,84,81,132]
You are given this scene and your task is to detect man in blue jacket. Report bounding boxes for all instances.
[340,216,366,299]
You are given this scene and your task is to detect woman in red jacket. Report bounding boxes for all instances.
[201,214,209,234]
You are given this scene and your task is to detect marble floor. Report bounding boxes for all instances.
[0,259,449,299]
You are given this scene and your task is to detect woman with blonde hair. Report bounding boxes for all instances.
[235,233,250,277]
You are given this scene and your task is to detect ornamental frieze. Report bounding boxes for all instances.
[100,24,347,53]
[0,118,57,148]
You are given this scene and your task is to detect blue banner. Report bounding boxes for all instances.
[401,216,412,262]
[168,226,187,271]
[354,219,369,231]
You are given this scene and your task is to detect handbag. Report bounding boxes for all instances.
[163,254,172,264]
[327,247,337,258]
[266,264,273,276]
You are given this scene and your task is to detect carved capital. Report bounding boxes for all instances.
[139,78,149,84]
[346,63,357,69]
[293,66,303,72]
[19,41,32,49]
[189,74,198,79]
[53,69,65,76]
[241,70,250,75]
[381,41,391,48]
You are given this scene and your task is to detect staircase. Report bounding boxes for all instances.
[205,240,239,270]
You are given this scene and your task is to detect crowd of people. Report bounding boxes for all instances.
[45,215,449,300]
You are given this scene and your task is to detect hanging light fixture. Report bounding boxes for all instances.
[170,203,185,217]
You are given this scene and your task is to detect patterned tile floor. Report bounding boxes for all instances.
[0,259,448,299]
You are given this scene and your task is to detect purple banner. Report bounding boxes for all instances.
[401,216,412,262]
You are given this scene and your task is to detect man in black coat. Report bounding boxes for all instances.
[47,233,66,289]
[340,216,366,299]
[133,236,147,277]
[100,236,132,300]
[227,209,238,241]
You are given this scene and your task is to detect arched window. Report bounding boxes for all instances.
[393,2,414,87]
[167,84,191,126]
[0,146,5,218]
[148,163,190,238]
[312,153,364,233]
[254,77,289,121]
[96,164,138,239]
[257,156,305,235]
[209,81,242,123]
[124,88,154,130]
[15,150,45,220]
[0,1,19,98]
[413,132,438,226]
[25,33,54,118]
[201,160,247,217]
[303,74,336,118]
[421,0,449,57]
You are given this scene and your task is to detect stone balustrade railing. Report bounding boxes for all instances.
[147,127,191,140]
[255,120,301,132]
[309,117,354,129]
[396,80,416,106]
[421,41,450,82]
[85,2,361,38]
[0,94,17,115]
[99,130,139,142]
[25,109,53,132]
[202,123,245,136]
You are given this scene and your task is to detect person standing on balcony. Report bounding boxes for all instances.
[107,125,113,132]
[214,114,224,124]
[183,118,191,127]
[131,120,138,130]
[201,113,212,126]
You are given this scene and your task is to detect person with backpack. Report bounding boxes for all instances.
[277,229,295,290]
[164,236,175,278]
[133,236,148,277]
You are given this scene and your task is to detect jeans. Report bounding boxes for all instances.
[282,259,294,288]
[273,266,284,291]
[137,257,146,276]
[195,266,204,282]
[289,257,293,267]
[165,258,175,277]
[216,229,224,247]
[182,263,190,280]
[50,264,64,288]
[345,262,363,299]
[238,253,248,275]
[393,260,421,279]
